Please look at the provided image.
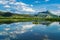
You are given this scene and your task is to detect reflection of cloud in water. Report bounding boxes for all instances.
[4,28,10,31]
[12,22,32,25]
[33,24,47,31]
[44,22,60,33]
[22,24,35,30]
[58,28,60,30]
[0,22,60,40]
[9,33,17,39]
[0,22,60,34]
[0,31,8,35]
[49,22,60,27]
[15,24,35,34]
[0,22,35,35]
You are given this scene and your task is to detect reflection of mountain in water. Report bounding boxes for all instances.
[0,21,19,25]
[0,21,60,26]
[33,21,52,26]
[0,21,52,26]
[0,22,60,40]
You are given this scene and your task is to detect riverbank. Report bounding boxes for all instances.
[0,17,60,24]
[0,11,60,24]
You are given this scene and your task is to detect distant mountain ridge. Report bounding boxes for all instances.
[34,10,59,18]
[0,11,60,18]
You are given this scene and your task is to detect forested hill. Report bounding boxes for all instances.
[0,11,32,18]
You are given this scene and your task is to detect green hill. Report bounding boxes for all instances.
[0,11,60,24]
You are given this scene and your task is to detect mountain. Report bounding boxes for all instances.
[0,11,33,18]
[0,10,59,18]
[34,10,59,18]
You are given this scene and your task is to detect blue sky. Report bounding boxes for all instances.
[0,0,60,15]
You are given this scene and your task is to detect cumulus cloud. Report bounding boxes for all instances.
[0,1,3,4]
[22,7,35,12]
[18,24,35,34]
[4,5,10,8]
[0,0,35,14]
[50,10,60,16]
[14,2,28,6]
[15,2,35,13]
[0,0,8,4]
[14,2,35,12]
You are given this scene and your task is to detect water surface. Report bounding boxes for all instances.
[0,22,60,40]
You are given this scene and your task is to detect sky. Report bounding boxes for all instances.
[0,0,60,15]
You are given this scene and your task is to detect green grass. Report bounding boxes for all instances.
[0,16,60,24]
[0,17,59,21]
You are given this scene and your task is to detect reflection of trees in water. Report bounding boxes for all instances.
[0,21,19,24]
[59,22,60,24]
[33,21,60,26]
[0,20,60,26]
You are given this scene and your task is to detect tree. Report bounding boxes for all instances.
[2,12,13,17]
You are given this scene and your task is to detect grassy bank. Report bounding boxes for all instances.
[0,11,60,24]
[0,17,60,23]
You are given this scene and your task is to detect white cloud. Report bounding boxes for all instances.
[4,5,10,8]
[14,2,35,12]
[19,2,28,6]
[14,2,28,6]
[49,22,60,26]
[0,0,8,4]
[22,7,35,12]
[50,10,60,16]
[0,0,35,14]
[0,1,3,4]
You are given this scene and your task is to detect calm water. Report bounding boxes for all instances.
[0,22,60,40]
